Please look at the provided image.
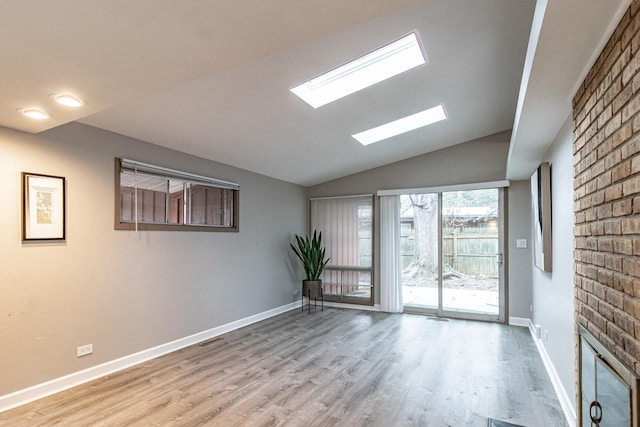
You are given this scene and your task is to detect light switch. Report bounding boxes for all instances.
[516,239,527,248]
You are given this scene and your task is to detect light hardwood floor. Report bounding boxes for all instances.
[1,308,567,426]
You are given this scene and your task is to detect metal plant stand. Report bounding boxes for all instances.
[301,280,323,313]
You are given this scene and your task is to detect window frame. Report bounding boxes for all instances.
[310,194,374,306]
[114,158,239,232]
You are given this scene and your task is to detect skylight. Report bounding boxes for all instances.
[290,32,426,108]
[352,104,447,145]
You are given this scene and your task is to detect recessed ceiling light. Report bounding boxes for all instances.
[54,94,83,107]
[352,104,447,145]
[22,109,50,120]
[291,31,426,108]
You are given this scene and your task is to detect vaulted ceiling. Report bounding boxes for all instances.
[0,0,630,185]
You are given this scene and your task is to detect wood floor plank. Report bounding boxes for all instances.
[0,309,567,426]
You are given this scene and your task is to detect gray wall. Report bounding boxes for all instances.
[507,180,533,319]
[0,123,307,396]
[531,116,576,408]
[308,130,534,314]
[309,131,511,197]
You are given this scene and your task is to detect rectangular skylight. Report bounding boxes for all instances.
[352,104,447,145]
[291,32,426,108]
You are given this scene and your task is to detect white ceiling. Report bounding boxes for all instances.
[0,0,631,186]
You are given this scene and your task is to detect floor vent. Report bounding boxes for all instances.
[487,419,524,427]
[425,316,450,322]
[198,337,223,347]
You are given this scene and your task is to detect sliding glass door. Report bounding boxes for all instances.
[401,188,505,322]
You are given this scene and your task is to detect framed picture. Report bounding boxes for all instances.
[531,162,552,272]
[22,172,66,241]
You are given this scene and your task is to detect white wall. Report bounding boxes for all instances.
[531,116,576,411]
[0,123,307,396]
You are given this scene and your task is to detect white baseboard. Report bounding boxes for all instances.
[508,316,530,327]
[527,320,576,427]
[0,302,299,413]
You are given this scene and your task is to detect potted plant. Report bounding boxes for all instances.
[290,230,330,300]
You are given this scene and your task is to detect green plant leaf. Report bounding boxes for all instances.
[289,230,330,280]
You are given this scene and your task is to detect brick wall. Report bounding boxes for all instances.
[573,0,640,375]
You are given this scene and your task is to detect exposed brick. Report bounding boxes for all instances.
[610,288,626,309]
[622,216,640,234]
[633,71,640,94]
[633,112,640,133]
[592,189,605,206]
[613,272,635,294]
[600,301,615,321]
[598,103,613,129]
[614,310,635,336]
[605,254,623,272]
[604,41,623,80]
[624,334,640,362]
[575,134,587,153]
[624,258,640,278]
[620,133,640,159]
[577,288,589,304]
[592,98,606,123]
[624,296,640,320]
[605,146,623,169]
[613,237,634,254]
[593,251,605,267]
[605,220,622,235]
[632,1,640,20]
[611,122,633,148]
[593,222,605,236]
[598,269,614,287]
[596,171,611,190]
[597,137,614,160]
[605,83,623,115]
[633,156,640,174]
[594,308,608,331]
[573,0,640,376]
[605,112,623,139]
[614,83,633,114]
[613,199,633,217]
[605,183,623,201]
[597,203,613,219]
[613,10,632,52]
[623,175,640,196]
[608,322,626,347]
[596,71,613,100]
[623,52,640,86]
[586,264,600,280]
[612,160,632,182]
[593,280,608,299]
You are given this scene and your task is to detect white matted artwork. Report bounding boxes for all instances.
[22,172,66,241]
[531,162,552,272]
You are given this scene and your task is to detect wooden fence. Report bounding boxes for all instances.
[401,234,498,277]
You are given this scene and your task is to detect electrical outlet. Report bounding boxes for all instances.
[516,239,527,248]
[293,289,299,295]
[544,330,549,342]
[530,304,533,313]
[77,344,93,357]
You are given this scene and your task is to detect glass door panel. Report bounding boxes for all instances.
[400,193,439,311]
[441,189,500,316]
[400,188,504,322]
